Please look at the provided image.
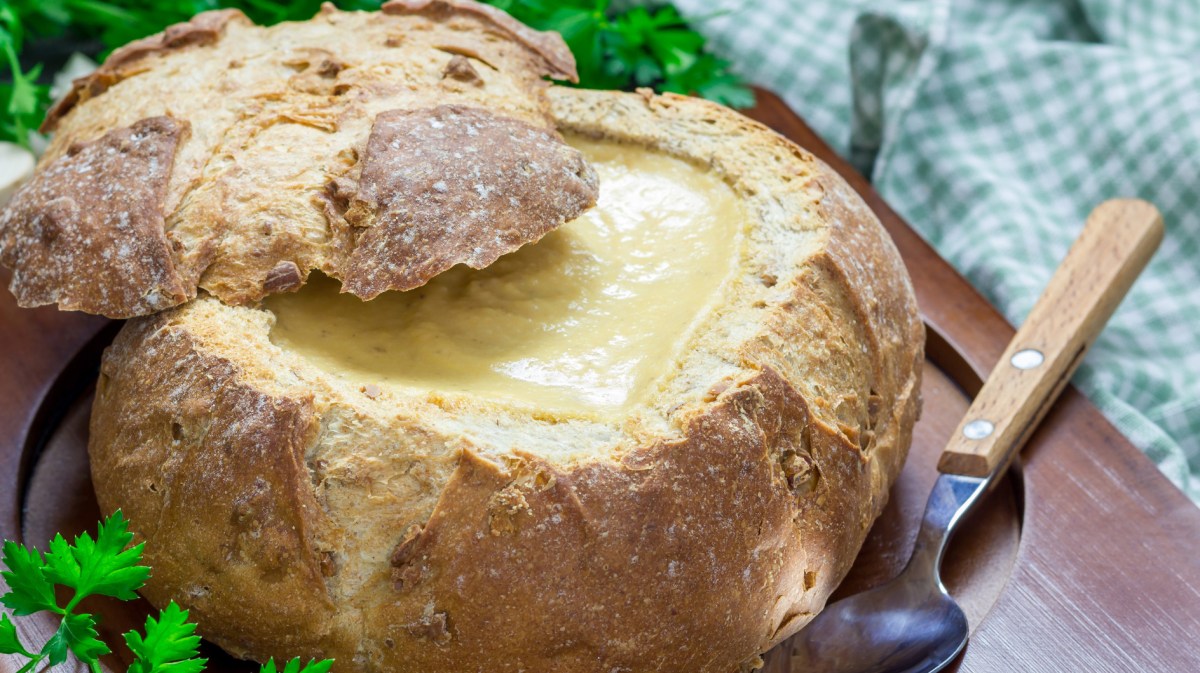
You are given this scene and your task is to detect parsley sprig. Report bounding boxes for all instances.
[0,511,334,673]
[1,511,150,673]
[0,0,750,148]
[0,4,50,148]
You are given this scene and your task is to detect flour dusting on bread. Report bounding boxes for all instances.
[0,116,189,316]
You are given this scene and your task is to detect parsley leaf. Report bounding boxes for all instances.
[0,540,58,616]
[261,657,335,673]
[0,613,35,658]
[41,612,110,666]
[43,509,150,609]
[126,602,207,673]
[2,512,149,669]
[2,61,50,143]
[662,53,754,109]
[3,511,336,673]
[0,5,51,148]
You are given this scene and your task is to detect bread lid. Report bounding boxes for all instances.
[0,0,599,318]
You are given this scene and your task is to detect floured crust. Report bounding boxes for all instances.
[381,0,577,81]
[89,88,924,673]
[0,116,190,315]
[1,1,595,318]
[41,10,250,132]
[335,104,598,297]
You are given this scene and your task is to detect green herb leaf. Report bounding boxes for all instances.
[0,613,35,657]
[261,657,335,673]
[2,62,50,147]
[661,52,754,108]
[43,510,150,607]
[696,75,755,109]
[41,611,109,666]
[540,5,623,89]
[0,4,52,147]
[125,602,207,673]
[0,541,58,616]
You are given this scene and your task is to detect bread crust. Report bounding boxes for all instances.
[90,88,923,673]
[380,0,577,81]
[41,9,250,132]
[90,318,341,660]
[335,104,598,298]
[0,116,191,315]
[2,2,595,317]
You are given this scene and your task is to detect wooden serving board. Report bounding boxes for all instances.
[2,90,1199,673]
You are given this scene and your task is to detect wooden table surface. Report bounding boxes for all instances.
[2,89,1199,673]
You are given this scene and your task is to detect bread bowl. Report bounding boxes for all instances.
[86,84,923,672]
[1,2,924,671]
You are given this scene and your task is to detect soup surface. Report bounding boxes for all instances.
[266,138,744,412]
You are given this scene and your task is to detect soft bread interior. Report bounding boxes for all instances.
[264,138,745,414]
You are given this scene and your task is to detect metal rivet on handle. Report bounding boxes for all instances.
[963,419,994,440]
[1011,348,1045,370]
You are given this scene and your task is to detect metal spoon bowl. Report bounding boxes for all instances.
[790,474,983,673]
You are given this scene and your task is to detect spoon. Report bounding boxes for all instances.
[789,199,1164,673]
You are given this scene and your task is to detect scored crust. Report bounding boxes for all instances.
[0,1,597,318]
[89,88,924,673]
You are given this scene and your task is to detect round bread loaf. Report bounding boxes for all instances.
[89,84,924,673]
[0,0,597,318]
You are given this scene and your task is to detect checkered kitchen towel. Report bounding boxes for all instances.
[670,0,1200,502]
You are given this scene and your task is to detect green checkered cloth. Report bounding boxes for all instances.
[671,0,1200,502]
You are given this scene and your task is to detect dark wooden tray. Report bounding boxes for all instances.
[3,90,1199,673]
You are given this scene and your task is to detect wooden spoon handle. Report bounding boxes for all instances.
[937,199,1164,478]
